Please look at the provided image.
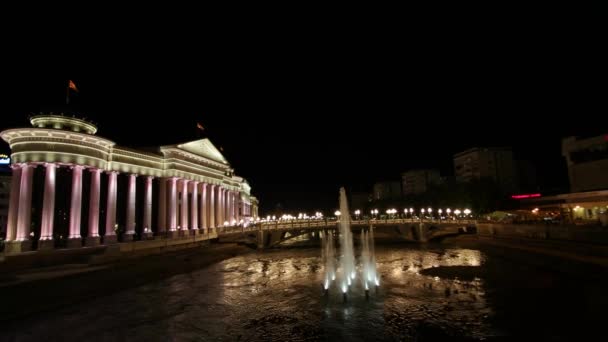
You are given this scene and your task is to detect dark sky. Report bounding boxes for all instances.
[1,18,605,213]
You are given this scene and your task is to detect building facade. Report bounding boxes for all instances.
[372,181,402,201]
[401,169,440,195]
[520,190,608,226]
[562,134,608,192]
[1,114,258,254]
[454,147,517,193]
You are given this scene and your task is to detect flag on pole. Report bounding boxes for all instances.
[68,80,79,92]
[197,122,204,131]
[66,80,79,104]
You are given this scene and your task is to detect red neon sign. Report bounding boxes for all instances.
[511,193,541,199]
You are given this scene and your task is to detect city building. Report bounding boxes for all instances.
[562,134,608,192]
[372,181,401,201]
[349,191,371,211]
[401,169,440,195]
[0,114,258,254]
[518,190,608,226]
[454,147,517,193]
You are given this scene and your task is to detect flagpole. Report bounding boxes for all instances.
[66,82,70,105]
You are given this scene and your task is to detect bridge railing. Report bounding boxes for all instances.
[253,218,477,231]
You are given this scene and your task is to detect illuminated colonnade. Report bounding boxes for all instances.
[1,114,258,254]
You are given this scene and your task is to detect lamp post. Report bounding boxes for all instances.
[354,209,360,220]
[371,209,378,219]
[420,208,425,221]
[438,209,443,222]
[454,209,461,221]
[446,208,451,220]
[409,208,414,220]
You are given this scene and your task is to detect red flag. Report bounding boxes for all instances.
[68,80,79,92]
[197,122,204,131]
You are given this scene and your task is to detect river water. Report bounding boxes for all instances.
[6,244,607,341]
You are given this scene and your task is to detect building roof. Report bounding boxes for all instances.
[173,138,228,164]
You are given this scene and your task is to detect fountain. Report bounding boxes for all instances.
[321,187,378,299]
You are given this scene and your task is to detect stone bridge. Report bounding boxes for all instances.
[216,219,477,249]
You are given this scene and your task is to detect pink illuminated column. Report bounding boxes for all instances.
[124,174,137,240]
[15,163,34,242]
[180,179,189,231]
[224,189,230,225]
[232,191,238,224]
[235,192,240,223]
[191,181,199,230]
[39,163,57,249]
[227,191,232,225]
[104,171,118,244]
[158,178,167,235]
[6,165,22,242]
[68,165,84,247]
[209,185,216,229]
[228,191,233,224]
[85,168,101,246]
[216,187,223,227]
[168,177,178,231]
[144,176,153,233]
[200,183,208,231]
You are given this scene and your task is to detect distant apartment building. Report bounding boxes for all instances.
[372,181,401,201]
[562,134,608,192]
[349,192,371,211]
[454,147,517,193]
[401,169,440,195]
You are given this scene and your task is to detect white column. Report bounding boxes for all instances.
[84,168,101,246]
[180,179,189,232]
[227,191,233,225]
[16,163,34,241]
[104,171,118,243]
[143,176,153,236]
[68,165,84,247]
[209,185,216,229]
[168,177,178,231]
[124,174,137,240]
[235,192,240,223]
[39,163,57,249]
[224,189,230,225]
[191,181,199,230]
[6,165,22,242]
[216,187,223,227]
[158,178,166,235]
[200,183,207,231]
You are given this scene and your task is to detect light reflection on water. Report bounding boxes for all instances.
[7,247,494,341]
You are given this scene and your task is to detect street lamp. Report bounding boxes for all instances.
[421,208,425,221]
[335,210,341,217]
[354,209,361,220]
[454,209,461,219]
[464,209,471,217]
[409,208,414,219]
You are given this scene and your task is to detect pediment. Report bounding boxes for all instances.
[174,139,228,164]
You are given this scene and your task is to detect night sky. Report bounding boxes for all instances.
[1,21,605,213]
